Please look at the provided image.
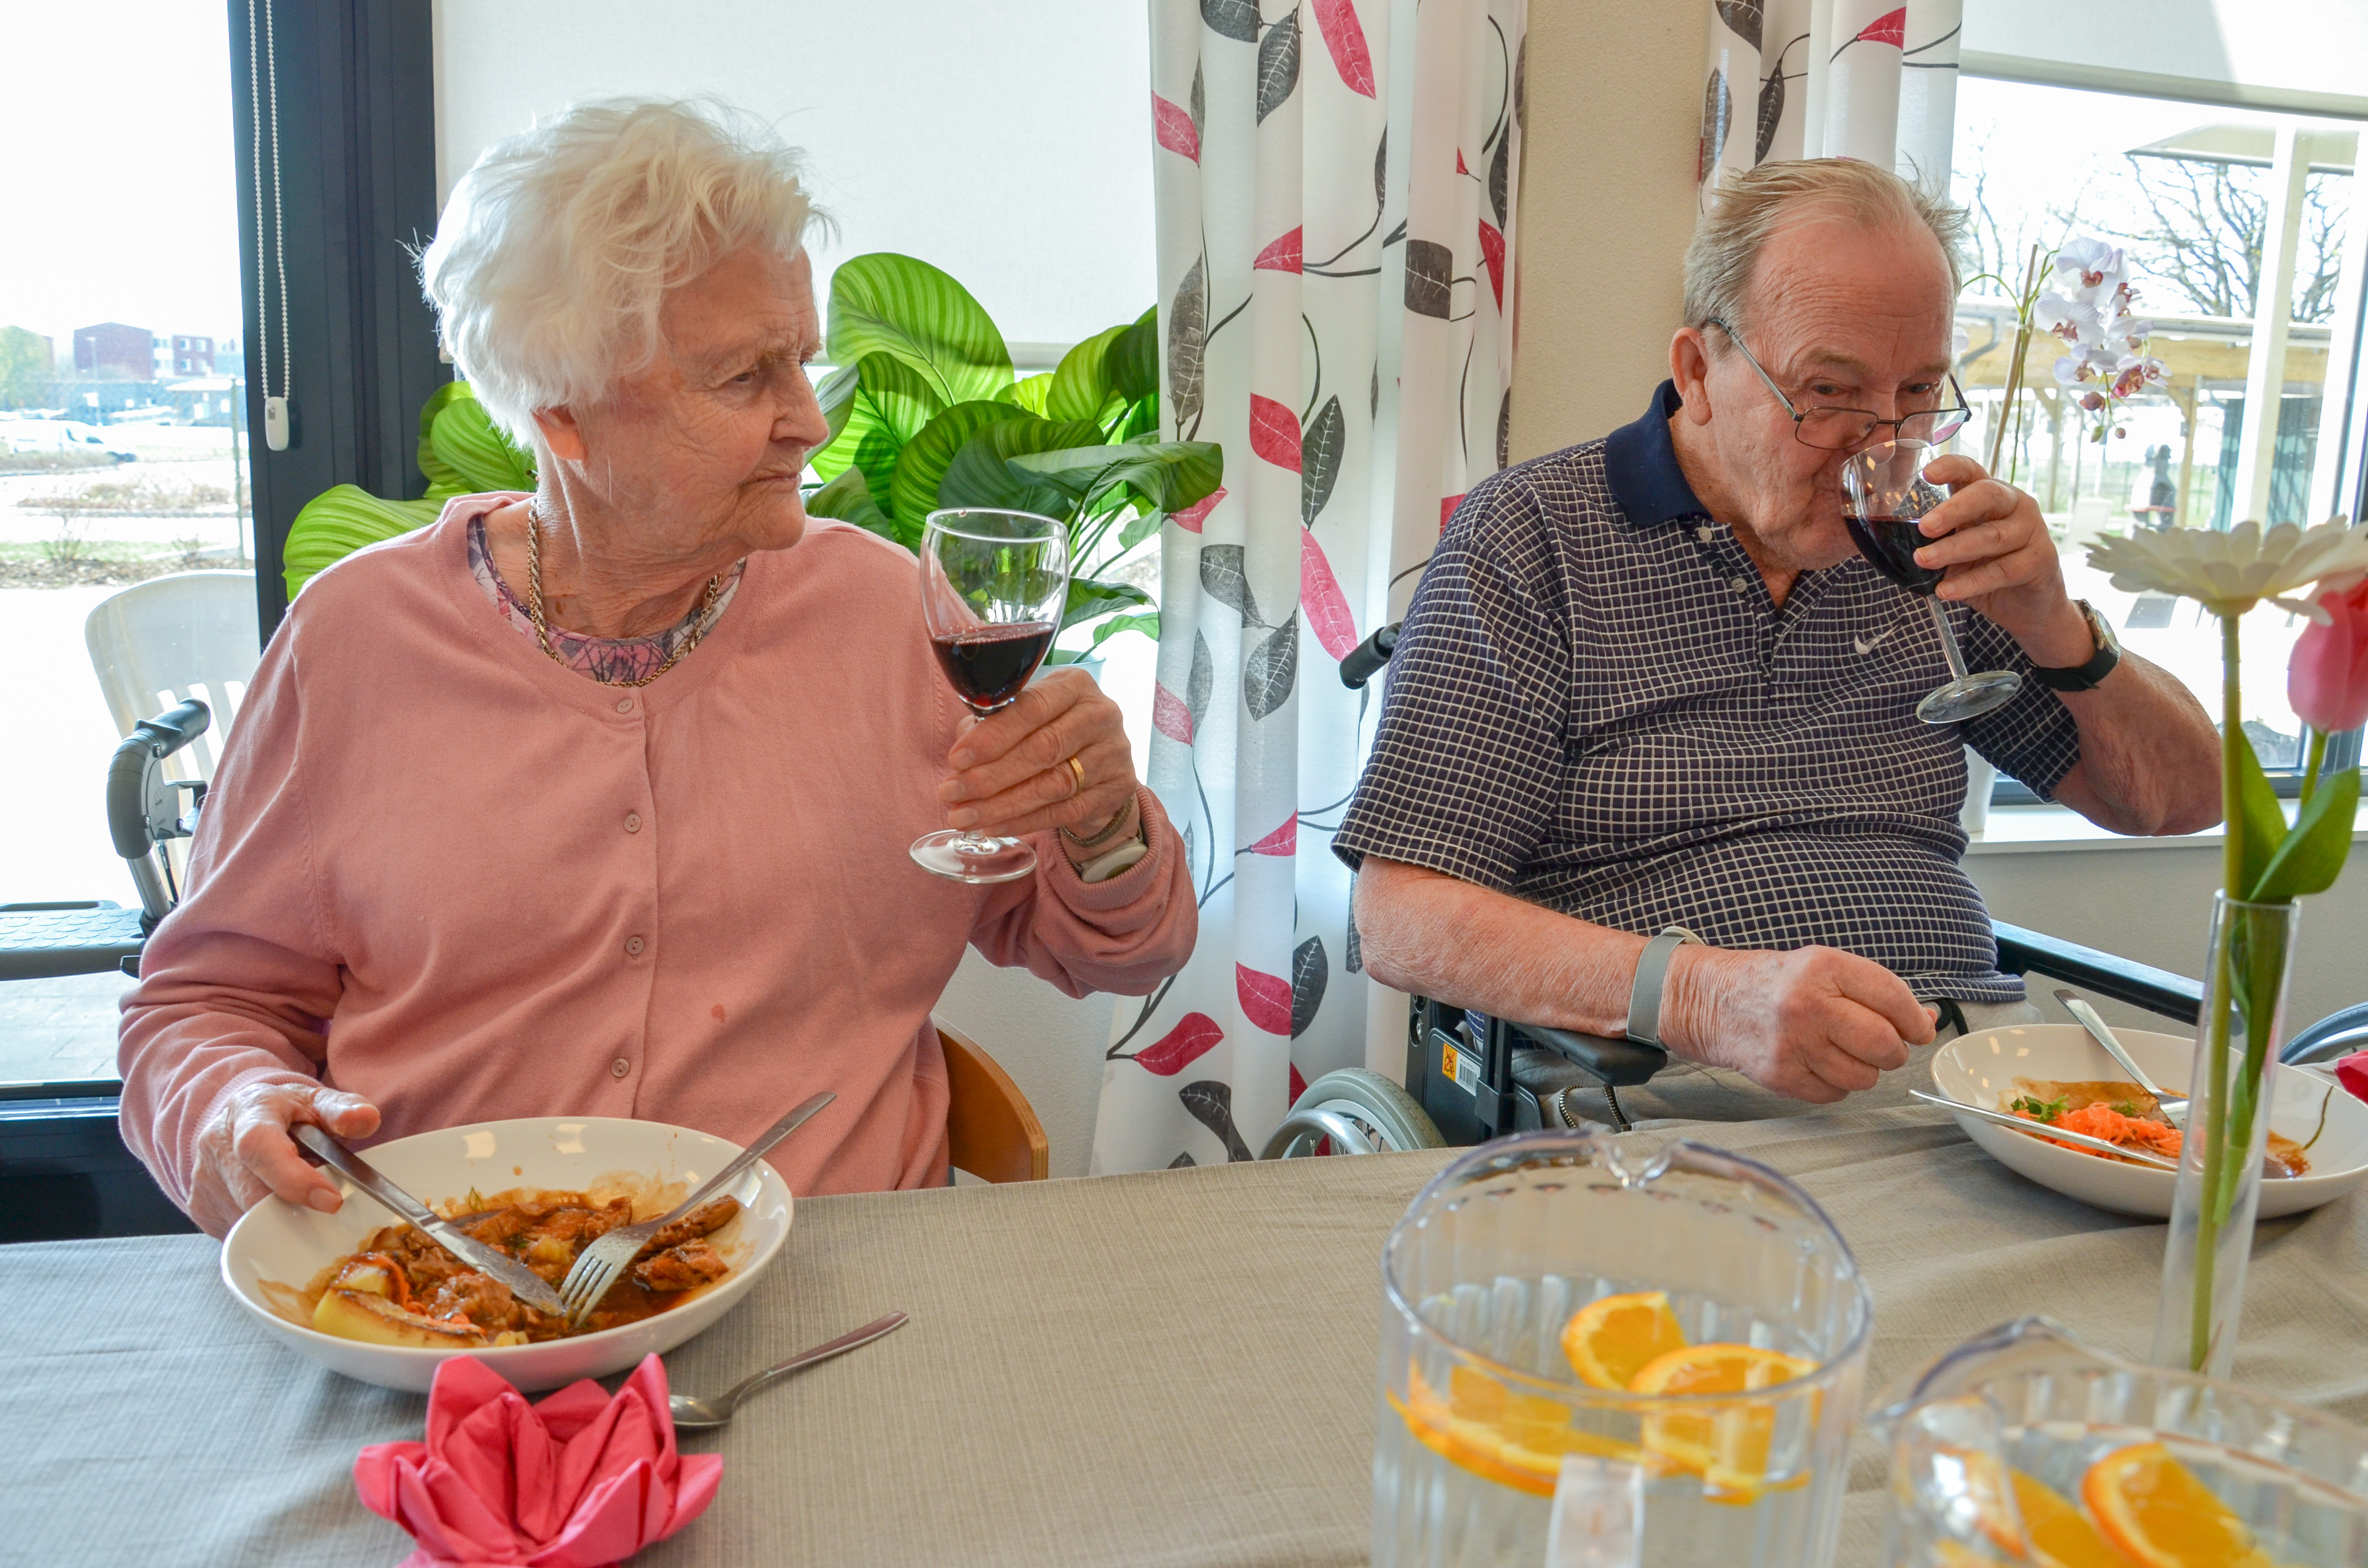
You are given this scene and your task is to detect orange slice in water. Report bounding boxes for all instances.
[2082,1442,2272,1568]
[2011,1468,2134,1568]
[1561,1290,1689,1392]
[1387,1362,1643,1497]
[1628,1342,1818,1503]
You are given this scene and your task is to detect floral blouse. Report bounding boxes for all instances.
[467,515,744,684]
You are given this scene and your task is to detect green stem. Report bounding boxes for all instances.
[2302,728,2329,806]
[2191,614,2244,1370]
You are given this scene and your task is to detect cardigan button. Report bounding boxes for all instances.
[615,696,634,714]
[610,1057,631,1078]
[624,935,646,957]
[624,813,642,833]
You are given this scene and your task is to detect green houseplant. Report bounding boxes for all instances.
[283,254,1218,663]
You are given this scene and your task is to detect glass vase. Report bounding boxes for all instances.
[2150,894,2299,1379]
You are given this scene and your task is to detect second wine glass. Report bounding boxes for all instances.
[911,508,1071,884]
[1841,439,2023,725]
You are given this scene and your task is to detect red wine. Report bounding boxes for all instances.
[931,621,1055,710]
[1846,513,1943,596]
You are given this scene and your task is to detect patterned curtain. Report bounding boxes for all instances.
[1091,0,1526,1173]
[1698,0,1959,196]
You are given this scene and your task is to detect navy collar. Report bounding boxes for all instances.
[1604,380,1713,529]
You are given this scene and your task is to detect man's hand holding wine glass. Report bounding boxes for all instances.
[937,667,1143,858]
[1909,453,2100,670]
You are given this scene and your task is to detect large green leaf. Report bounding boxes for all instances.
[431,396,537,493]
[1046,325,1128,422]
[826,253,1014,409]
[2251,765,2361,901]
[1113,392,1160,443]
[1107,306,1159,403]
[1060,575,1153,638]
[803,466,892,539]
[937,416,1106,519]
[1088,610,1160,649]
[2228,728,2288,901]
[888,400,1032,539]
[1006,440,1223,515]
[998,373,1056,415]
[283,486,441,597]
[810,354,942,517]
[417,380,481,500]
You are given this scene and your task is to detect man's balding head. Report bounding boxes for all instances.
[1683,160,1970,340]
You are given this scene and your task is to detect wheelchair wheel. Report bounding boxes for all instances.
[1261,1068,1444,1159]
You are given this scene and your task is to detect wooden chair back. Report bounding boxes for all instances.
[937,1021,1049,1183]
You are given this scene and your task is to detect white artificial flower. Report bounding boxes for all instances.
[2086,520,2368,619]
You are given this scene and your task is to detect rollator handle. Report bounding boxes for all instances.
[1339,622,1400,690]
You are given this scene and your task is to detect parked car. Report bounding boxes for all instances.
[0,419,136,462]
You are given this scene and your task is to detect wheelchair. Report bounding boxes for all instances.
[0,699,212,1241]
[1262,622,2217,1157]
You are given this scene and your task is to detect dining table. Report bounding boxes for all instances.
[10,1102,2368,1567]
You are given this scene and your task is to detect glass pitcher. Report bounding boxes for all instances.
[1374,1131,1874,1568]
[1874,1317,2368,1568]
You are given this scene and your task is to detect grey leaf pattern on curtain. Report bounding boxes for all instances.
[1701,67,1732,179]
[1716,0,1764,52]
[1199,0,1259,44]
[1289,935,1328,1038]
[1198,543,1265,626]
[1301,394,1345,524]
[1168,257,1208,438]
[1180,1080,1255,1161]
[1256,8,1301,124]
[1403,238,1453,319]
[1243,615,1298,720]
[1186,629,1215,727]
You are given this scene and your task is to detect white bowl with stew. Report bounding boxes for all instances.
[1931,1024,2368,1219]
[220,1115,794,1392]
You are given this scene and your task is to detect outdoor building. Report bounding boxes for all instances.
[71,320,153,378]
[160,333,213,376]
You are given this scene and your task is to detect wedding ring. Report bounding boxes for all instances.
[1064,755,1086,796]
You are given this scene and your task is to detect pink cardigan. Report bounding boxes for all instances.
[119,498,1195,1236]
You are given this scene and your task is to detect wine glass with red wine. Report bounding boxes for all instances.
[1841,439,2023,725]
[910,508,1072,883]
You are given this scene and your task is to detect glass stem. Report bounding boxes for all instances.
[1926,598,1973,682]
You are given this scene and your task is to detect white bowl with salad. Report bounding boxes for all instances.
[1931,1024,2368,1218]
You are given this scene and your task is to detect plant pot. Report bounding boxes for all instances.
[2150,893,2300,1378]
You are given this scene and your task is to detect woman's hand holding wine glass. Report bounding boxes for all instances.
[937,667,1142,845]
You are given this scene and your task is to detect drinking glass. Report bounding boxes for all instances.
[910,508,1070,884]
[1841,438,2023,725]
[1374,1131,1874,1568]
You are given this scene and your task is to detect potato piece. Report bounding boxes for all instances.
[327,1253,407,1303]
[312,1287,491,1349]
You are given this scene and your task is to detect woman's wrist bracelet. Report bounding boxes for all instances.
[1060,795,1140,850]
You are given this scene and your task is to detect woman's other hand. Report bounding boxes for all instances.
[195,1080,382,1218]
[938,668,1142,842]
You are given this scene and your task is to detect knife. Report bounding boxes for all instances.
[1909,1089,2182,1171]
[293,1122,571,1318]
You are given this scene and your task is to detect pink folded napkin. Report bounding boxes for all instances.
[354,1354,721,1568]
[2337,1050,2368,1106]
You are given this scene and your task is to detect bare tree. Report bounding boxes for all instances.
[2082,157,2346,321]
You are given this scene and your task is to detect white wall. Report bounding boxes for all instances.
[430,0,1156,351]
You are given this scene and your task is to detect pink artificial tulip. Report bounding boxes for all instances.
[2289,578,2368,734]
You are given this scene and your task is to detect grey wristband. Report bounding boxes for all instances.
[1626,926,1703,1048]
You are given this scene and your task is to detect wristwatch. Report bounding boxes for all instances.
[2030,600,2121,692]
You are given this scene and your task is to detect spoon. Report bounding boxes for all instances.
[2052,988,2187,1125]
[669,1312,908,1431]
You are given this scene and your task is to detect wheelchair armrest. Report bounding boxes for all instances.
[1992,919,2202,1026]
[1504,1021,1668,1087]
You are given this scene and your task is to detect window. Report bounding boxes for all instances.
[1950,75,2366,802]
[0,3,253,1091]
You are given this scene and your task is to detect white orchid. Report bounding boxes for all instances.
[2040,233,2166,441]
[2086,518,2368,620]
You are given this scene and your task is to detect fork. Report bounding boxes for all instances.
[555,1091,834,1328]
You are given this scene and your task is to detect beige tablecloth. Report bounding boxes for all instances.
[10,1107,2367,1567]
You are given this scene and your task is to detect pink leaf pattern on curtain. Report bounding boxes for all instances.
[1235,965,1294,1035]
[1152,93,1201,163]
[1309,0,1376,98]
[1299,525,1357,659]
[1254,227,1304,273]
[1099,0,1525,1174]
[1851,7,1906,49]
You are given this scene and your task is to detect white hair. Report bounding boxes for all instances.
[419,97,822,447]
[1683,159,1968,340]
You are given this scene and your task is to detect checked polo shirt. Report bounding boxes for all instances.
[1333,380,2083,1002]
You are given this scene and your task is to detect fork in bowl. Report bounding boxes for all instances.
[555,1091,833,1329]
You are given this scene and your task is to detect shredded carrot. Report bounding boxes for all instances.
[2011,1102,2182,1162]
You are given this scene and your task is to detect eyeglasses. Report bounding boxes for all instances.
[1704,318,1971,451]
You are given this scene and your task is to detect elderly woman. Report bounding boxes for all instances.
[119,99,1195,1237]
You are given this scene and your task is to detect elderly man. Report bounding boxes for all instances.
[1335,160,2219,1122]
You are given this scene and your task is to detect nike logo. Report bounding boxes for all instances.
[1855,627,1897,656]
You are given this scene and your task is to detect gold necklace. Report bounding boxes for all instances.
[522,502,728,688]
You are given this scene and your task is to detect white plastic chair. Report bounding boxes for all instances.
[82,571,260,784]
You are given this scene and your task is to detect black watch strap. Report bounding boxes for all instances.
[2030,602,2121,692]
